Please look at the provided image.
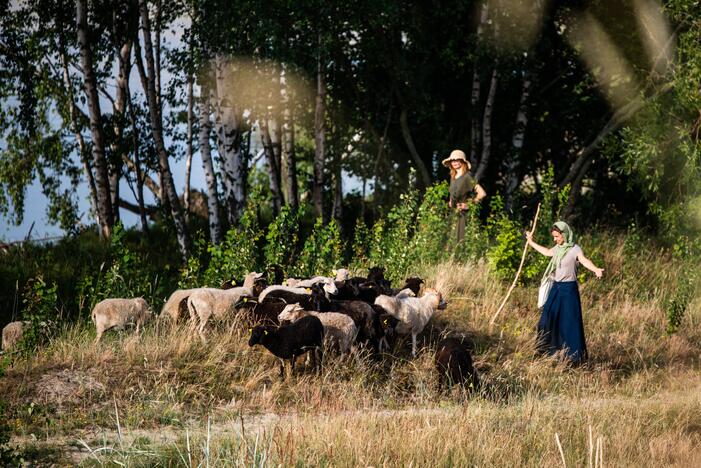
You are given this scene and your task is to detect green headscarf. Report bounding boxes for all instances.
[541,221,575,282]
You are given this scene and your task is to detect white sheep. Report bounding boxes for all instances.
[163,273,264,323]
[259,280,338,303]
[374,288,447,357]
[2,320,31,352]
[92,298,152,343]
[161,289,197,322]
[278,303,358,354]
[291,269,351,288]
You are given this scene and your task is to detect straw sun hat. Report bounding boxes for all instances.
[441,149,472,170]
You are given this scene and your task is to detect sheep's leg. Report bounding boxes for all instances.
[411,333,417,357]
[279,359,286,380]
[94,328,103,344]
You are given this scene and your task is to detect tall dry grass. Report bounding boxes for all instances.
[2,235,700,465]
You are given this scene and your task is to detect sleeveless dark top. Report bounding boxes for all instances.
[449,173,476,204]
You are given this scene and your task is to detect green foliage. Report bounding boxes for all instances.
[203,208,262,287]
[18,275,58,351]
[264,206,300,274]
[666,273,696,335]
[351,217,371,269]
[369,189,419,283]
[453,202,489,263]
[411,182,452,266]
[296,218,345,277]
[75,223,154,317]
[486,195,523,280]
[178,231,208,289]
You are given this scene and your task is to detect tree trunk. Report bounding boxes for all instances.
[260,116,283,216]
[199,77,223,245]
[398,106,432,187]
[313,37,326,219]
[137,0,189,259]
[212,56,246,224]
[280,65,298,211]
[469,2,489,168]
[184,72,194,221]
[505,69,532,210]
[60,49,101,230]
[127,87,149,232]
[475,67,498,182]
[77,0,114,238]
[332,154,343,224]
[110,39,133,224]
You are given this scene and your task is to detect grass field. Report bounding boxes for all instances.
[2,235,700,466]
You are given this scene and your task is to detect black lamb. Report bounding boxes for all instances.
[435,337,479,391]
[248,315,324,379]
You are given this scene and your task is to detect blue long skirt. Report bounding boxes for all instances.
[537,281,588,364]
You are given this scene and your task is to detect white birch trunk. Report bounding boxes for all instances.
[213,56,245,225]
[77,0,113,238]
[469,2,489,168]
[281,65,298,211]
[199,79,223,244]
[475,67,498,182]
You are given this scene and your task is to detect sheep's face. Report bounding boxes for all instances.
[322,279,338,296]
[333,268,350,282]
[248,326,269,346]
[278,304,304,322]
[252,279,267,297]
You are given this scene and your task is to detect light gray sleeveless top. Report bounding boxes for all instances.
[554,244,582,282]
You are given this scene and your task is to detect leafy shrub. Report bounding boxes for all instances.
[666,273,696,334]
[76,223,154,316]
[296,218,345,277]
[264,206,300,274]
[202,208,262,287]
[453,202,489,263]
[411,182,452,266]
[486,196,523,280]
[371,190,419,283]
[351,217,371,269]
[19,275,59,351]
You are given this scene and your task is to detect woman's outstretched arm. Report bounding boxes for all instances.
[525,232,554,257]
[578,252,604,278]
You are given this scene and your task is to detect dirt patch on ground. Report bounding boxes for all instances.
[35,368,105,405]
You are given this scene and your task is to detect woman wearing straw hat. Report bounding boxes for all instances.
[525,221,604,365]
[442,149,487,242]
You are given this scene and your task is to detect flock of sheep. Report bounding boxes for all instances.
[1,267,479,390]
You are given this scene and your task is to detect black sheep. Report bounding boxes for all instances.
[435,337,479,391]
[401,277,424,296]
[235,296,284,325]
[248,315,324,379]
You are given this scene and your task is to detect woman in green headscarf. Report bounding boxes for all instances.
[525,221,604,364]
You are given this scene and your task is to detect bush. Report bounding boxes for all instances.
[296,218,345,277]
[264,206,300,275]
[666,272,696,334]
[202,208,262,287]
[18,275,59,352]
[486,196,523,280]
[411,182,452,266]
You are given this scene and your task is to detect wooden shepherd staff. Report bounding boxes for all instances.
[489,203,541,329]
